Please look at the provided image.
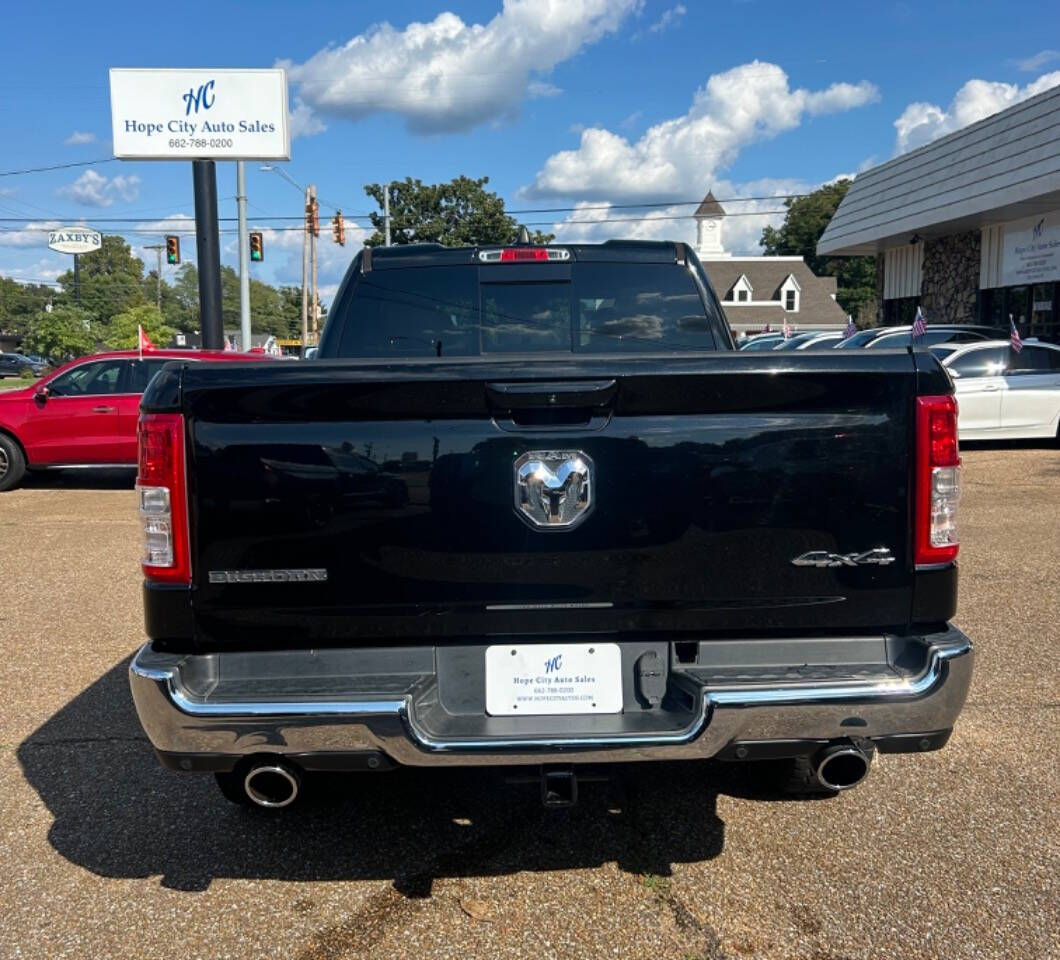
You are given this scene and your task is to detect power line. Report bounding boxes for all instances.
[0,193,807,226]
[0,208,789,236]
[0,157,116,178]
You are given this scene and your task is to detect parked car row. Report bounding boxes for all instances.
[0,349,271,491]
[738,329,1060,440]
[0,352,50,378]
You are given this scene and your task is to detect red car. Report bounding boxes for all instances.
[0,349,272,491]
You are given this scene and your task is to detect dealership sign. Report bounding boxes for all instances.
[1002,214,1060,286]
[109,68,290,161]
[47,227,102,255]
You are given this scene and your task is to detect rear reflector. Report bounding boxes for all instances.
[478,247,571,263]
[914,395,960,567]
[136,413,190,584]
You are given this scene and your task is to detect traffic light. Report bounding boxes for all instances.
[249,232,264,262]
[332,211,345,246]
[306,197,320,237]
[165,235,180,265]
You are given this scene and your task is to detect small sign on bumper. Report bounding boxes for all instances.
[485,642,623,716]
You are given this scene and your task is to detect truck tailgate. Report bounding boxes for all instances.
[179,352,918,647]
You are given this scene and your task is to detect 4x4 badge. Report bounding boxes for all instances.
[791,548,895,568]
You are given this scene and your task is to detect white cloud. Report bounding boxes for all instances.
[64,131,96,146]
[526,61,878,202]
[0,220,62,248]
[547,178,809,256]
[894,71,1060,154]
[648,3,685,33]
[280,0,640,135]
[290,96,326,139]
[129,214,195,266]
[1014,50,1060,72]
[0,257,65,285]
[527,81,562,99]
[56,170,141,207]
[251,218,368,304]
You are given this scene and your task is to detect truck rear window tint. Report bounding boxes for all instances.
[336,261,719,357]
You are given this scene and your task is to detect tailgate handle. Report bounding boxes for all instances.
[485,380,617,410]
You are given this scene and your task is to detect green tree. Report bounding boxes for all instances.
[760,180,877,323]
[364,176,553,248]
[0,277,56,336]
[172,263,201,330]
[22,306,99,361]
[102,304,174,350]
[55,235,146,324]
[143,270,197,333]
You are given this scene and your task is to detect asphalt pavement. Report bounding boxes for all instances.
[0,448,1057,960]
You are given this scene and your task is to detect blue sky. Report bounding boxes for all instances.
[2,0,1059,304]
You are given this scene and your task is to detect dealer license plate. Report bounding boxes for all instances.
[484,642,623,716]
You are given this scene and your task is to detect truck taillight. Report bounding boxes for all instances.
[914,395,960,567]
[136,413,190,584]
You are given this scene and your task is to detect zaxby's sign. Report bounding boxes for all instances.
[109,68,290,161]
[1002,214,1060,286]
[47,228,102,255]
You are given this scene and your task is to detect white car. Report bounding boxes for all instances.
[942,340,1060,440]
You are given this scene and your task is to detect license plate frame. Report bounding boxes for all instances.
[484,642,623,716]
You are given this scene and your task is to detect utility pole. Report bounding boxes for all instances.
[383,183,391,247]
[236,161,251,352]
[309,184,319,338]
[144,244,164,311]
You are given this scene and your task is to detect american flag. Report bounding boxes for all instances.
[1010,316,1023,353]
[911,306,927,340]
[844,315,856,338]
[782,318,792,339]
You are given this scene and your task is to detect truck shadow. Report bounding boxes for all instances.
[21,467,136,490]
[18,655,795,893]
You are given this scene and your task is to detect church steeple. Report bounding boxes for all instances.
[694,190,729,259]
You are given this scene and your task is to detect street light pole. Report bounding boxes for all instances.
[260,164,310,349]
[236,161,251,352]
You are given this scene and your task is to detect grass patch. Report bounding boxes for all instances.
[0,377,37,392]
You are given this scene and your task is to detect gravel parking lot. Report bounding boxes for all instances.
[1,448,1057,960]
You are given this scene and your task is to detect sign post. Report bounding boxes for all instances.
[192,160,224,349]
[47,227,103,307]
[109,68,290,350]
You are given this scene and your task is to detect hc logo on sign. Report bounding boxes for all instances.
[183,80,216,116]
[544,654,563,674]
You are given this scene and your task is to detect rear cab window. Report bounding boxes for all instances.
[332,252,726,358]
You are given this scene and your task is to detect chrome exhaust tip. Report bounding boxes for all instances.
[243,763,301,808]
[815,743,871,792]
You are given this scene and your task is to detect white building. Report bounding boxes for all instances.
[693,191,848,333]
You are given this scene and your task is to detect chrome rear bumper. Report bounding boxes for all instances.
[129,628,972,769]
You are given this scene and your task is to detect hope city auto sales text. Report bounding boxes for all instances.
[123,120,276,137]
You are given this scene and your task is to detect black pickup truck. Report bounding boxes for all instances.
[129,240,972,809]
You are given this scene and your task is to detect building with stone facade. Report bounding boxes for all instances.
[694,192,848,334]
[817,82,1060,344]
